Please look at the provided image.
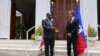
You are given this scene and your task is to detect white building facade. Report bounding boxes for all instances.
[0,0,98,39]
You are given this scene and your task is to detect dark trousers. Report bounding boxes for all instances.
[44,37,55,56]
[67,39,77,56]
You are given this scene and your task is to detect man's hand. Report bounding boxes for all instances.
[68,33,72,38]
[52,27,59,32]
[55,28,59,32]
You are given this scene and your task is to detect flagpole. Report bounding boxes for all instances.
[79,0,89,56]
[76,0,87,56]
[83,27,89,56]
[76,0,79,4]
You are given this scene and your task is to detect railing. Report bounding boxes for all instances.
[98,25,100,28]
[0,25,9,39]
[0,25,9,30]
[26,26,35,40]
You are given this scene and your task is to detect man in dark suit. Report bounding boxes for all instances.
[42,13,57,56]
[66,11,79,56]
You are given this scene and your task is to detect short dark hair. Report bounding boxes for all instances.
[67,11,75,16]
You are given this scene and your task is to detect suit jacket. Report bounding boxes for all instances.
[42,19,54,39]
[66,18,79,40]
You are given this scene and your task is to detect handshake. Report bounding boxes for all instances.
[52,26,59,32]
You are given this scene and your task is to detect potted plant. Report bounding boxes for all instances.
[16,23,26,39]
[87,24,97,47]
[31,26,43,40]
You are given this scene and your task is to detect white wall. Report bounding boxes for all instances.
[0,0,11,39]
[35,0,50,29]
[80,0,98,38]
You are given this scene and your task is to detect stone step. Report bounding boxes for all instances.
[0,40,36,44]
[0,44,66,50]
[0,40,67,51]
[0,40,100,51]
[0,40,100,56]
[0,40,66,44]
[0,40,68,56]
[0,49,100,56]
[0,49,67,56]
[1,45,100,51]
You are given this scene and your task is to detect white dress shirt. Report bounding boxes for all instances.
[71,17,75,23]
[47,19,53,26]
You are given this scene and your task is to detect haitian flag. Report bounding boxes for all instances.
[75,4,87,55]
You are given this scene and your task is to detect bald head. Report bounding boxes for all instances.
[46,13,52,20]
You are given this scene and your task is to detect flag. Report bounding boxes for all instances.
[39,36,44,51]
[75,4,87,55]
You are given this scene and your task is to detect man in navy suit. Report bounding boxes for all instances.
[66,11,79,56]
[42,13,57,56]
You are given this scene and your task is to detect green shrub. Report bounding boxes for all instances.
[31,34,36,40]
[88,24,97,37]
[35,26,43,36]
[31,26,43,40]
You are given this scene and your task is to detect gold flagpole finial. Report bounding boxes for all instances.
[76,0,79,4]
[76,0,79,2]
